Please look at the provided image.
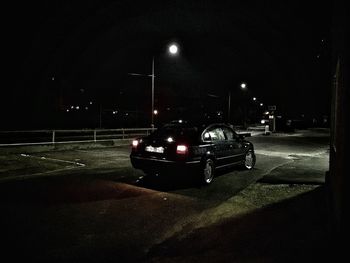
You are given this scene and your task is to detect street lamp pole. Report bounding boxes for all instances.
[129,44,178,128]
[240,82,248,129]
[228,90,231,122]
[151,56,155,128]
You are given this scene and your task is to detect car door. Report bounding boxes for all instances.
[205,127,230,167]
[222,126,245,164]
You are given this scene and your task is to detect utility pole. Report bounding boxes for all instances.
[151,56,155,128]
[228,90,231,123]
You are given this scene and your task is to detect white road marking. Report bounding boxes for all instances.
[20,153,86,167]
[74,149,130,159]
[0,153,88,182]
[0,166,80,182]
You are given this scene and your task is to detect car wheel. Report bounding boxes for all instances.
[202,159,215,185]
[244,150,256,170]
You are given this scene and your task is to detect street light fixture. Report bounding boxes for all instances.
[228,81,248,122]
[168,44,178,55]
[151,44,178,127]
[130,43,179,128]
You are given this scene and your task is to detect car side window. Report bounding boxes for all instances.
[222,127,237,141]
[206,128,225,141]
[216,128,226,141]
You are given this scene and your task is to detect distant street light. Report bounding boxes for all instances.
[228,82,248,123]
[253,97,257,101]
[153,109,158,115]
[240,82,247,89]
[260,103,264,106]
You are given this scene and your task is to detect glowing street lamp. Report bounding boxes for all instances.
[129,43,179,128]
[228,82,248,122]
[151,43,178,127]
[168,44,178,55]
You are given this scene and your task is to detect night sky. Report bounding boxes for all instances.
[2,0,331,129]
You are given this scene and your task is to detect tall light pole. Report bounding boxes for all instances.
[151,43,178,128]
[228,91,231,122]
[130,43,179,128]
[228,82,247,124]
[151,56,155,128]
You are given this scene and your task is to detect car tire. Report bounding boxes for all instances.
[201,158,215,185]
[243,149,256,170]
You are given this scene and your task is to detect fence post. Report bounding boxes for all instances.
[94,130,97,142]
[52,130,56,144]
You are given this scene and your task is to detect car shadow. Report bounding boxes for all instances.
[134,171,201,191]
[0,165,251,205]
[133,166,247,192]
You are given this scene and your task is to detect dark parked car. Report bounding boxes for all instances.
[130,120,256,185]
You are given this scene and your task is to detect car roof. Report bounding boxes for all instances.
[162,120,234,131]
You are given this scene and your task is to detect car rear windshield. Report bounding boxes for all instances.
[151,124,199,141]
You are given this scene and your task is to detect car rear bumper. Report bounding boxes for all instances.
[130,155,201,174]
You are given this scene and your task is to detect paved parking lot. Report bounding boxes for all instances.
[0,129,330,262]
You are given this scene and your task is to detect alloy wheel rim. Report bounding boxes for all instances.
[245,152,253,169]
[204,161,213,183]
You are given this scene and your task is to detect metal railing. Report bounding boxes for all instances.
[0,128,156,146]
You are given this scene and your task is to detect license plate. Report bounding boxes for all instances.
[145,145,164,153]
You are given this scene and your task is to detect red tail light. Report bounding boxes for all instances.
[176,145,188,155]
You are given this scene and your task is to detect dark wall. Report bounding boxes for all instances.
[329,0,349,252]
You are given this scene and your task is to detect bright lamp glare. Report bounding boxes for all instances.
[169,44,178,54]
[240,83,247,89]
